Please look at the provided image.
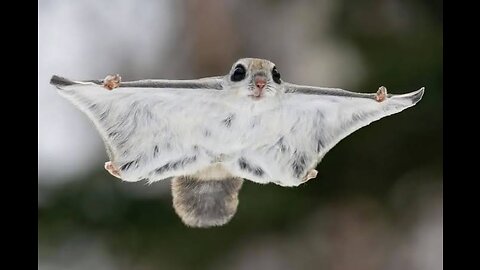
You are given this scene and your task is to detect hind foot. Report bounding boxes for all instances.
[302,169,318,182]
[104,161,121,178]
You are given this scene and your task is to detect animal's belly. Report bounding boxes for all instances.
[190,163,235,181]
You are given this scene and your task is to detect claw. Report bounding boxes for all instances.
[103,74,121,90]
[375,86,388,102]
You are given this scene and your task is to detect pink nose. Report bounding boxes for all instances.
[255,77,266,90]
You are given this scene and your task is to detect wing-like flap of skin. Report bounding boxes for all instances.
[231,87,424,187]
[53,82,212,182]
[52,74,424,187]
[311,87,425,160]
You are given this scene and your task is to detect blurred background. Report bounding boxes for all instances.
[38,0,442,269]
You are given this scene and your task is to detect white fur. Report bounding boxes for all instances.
[56,80,423,187]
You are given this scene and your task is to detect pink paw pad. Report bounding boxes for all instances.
[103,74,121,90]
[375,86,388,102]
[104,161,121,178]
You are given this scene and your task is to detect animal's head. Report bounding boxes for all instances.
[224,58,284,99]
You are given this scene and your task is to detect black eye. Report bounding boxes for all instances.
[272,66,281,84]
[231,64,246,82]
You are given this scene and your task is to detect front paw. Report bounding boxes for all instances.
[103,74,121,90]
[375,86,388,102]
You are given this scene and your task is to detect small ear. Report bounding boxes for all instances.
[171,176,243,228]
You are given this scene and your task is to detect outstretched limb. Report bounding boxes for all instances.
[375,86,388,102]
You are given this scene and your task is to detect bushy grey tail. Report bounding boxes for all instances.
[172,176,243,228]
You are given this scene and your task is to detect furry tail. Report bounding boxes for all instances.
[171,176,243,228]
